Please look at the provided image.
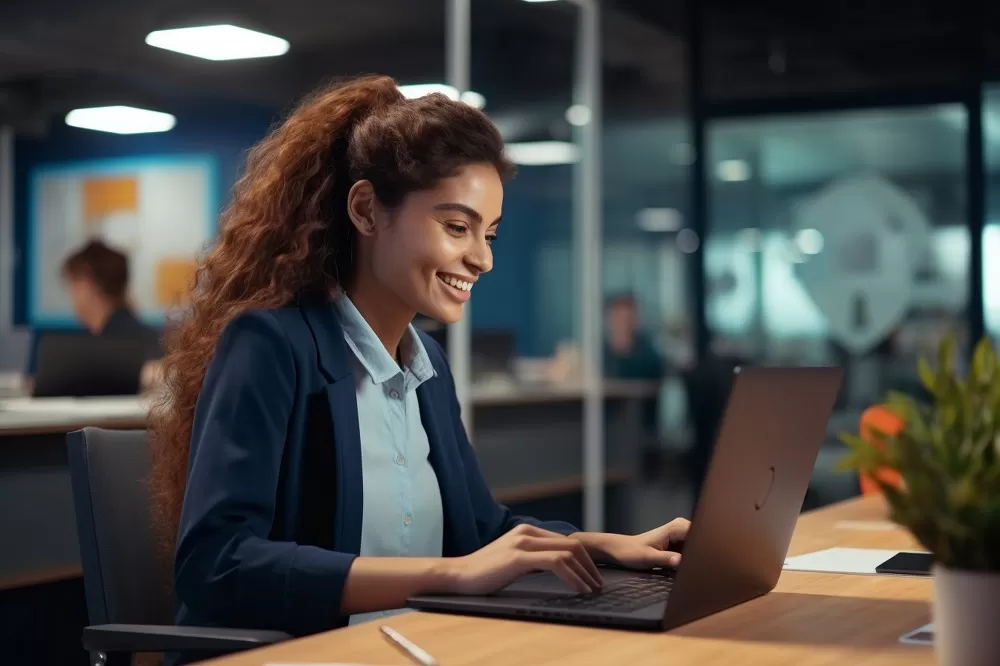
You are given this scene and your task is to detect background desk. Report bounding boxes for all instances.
[470,380,658,532]
[0,397,150,663]
[202,495,933,666]
[0,396,149,589]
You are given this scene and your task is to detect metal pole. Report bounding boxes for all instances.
[965,0,985,349]
[0,126,13,335]
[687,0,709,365]
[446,0,474,435]
[570,0,604,533]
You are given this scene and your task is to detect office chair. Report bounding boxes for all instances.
[67,427,290,666]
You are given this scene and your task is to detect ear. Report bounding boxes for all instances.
[347,180,378,236]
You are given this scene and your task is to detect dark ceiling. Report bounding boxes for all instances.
[0,0,993,139]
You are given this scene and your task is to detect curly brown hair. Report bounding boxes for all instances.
[148,74,515,550]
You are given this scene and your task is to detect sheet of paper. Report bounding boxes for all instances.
[783,547,927,574]
[834,519,899,531]
[900,623,935,646]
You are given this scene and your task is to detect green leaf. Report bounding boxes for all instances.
[918,357,938,394]
[973,337,994,385]
[938,334,956,377]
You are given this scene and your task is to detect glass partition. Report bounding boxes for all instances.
[706,105,970,508]
[460,0,597,528]
[601,0,694,531]
[983,87,1000,339]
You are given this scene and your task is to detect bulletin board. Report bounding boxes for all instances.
[27,155,218,326]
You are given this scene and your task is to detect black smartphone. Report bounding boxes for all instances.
[875,552,933,576]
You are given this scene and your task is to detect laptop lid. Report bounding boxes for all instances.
[33,334,153,398]
[661,366,843,629]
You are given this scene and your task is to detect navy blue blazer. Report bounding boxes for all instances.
[174,301,577,637]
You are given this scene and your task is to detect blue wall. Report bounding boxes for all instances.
[474,166,574,356]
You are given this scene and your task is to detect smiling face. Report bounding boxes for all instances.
[348,161,503,325]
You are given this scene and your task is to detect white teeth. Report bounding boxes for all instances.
[440,275,472,292]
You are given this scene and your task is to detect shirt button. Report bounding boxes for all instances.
[403,515,412,526]
[389,389,400,399]
[395,454,406,466]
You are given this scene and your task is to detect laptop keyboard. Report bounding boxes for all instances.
[532,574,674,613]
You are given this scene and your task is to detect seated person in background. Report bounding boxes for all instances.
[604,293,665,380]
[148,76,690,658]
[62,240,161,349]
[24,240,163,391]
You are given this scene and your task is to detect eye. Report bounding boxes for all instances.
[486,233,498,245]
[445,222,467,235]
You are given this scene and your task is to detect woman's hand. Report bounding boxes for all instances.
[574,518,691,569]
[444,524,604,595]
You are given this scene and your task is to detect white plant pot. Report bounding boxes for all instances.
[933,564,1000,666]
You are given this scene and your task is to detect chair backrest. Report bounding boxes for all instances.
[66,427,174,627]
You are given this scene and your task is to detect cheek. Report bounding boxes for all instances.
[371,236,432,291]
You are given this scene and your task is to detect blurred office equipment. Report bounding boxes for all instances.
[66,428,290,665]
[32,335,152,398]
[471,329,515,381]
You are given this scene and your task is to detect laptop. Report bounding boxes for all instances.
[32,333,155,398]
[408,366,843,630]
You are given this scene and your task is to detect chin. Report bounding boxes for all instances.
[419,301,464,325]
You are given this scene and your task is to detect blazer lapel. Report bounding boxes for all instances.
[324,379,363,551]
[299,301,364,553]
[418,379,476,556]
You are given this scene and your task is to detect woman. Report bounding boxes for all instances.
[149,75,690,641]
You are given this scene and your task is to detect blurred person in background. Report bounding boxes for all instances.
[603,293,669,475]
[23,240,163,391]
[604,293,666,381]
[148,75,691,661]
[62,240,160,345]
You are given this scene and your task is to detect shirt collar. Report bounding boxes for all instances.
[334,294,435,387]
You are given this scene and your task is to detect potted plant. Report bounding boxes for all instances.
[840,335,1000,666]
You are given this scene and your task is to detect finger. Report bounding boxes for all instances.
[516,537,603,588]
[549,556,594,594]
[519,552,592,593]
[666,518,692,540]
[569,540,603,588]
[511,524,575,540]
[640,548,682,569]
[563,552,604,591]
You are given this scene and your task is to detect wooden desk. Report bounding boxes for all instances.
[202,495,933,666]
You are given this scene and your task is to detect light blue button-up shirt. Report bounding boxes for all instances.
[335,295,444,625]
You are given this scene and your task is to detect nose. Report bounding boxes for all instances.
[464,234,493,275]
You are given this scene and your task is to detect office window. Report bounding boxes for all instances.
[706,106,970,415]
[984,86,1000,338]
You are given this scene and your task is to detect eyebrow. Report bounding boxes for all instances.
[433,202,502,227]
